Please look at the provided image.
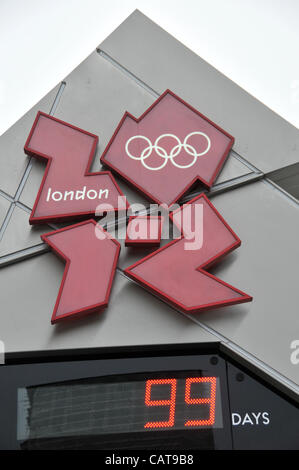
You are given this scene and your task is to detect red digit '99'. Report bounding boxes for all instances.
[144,376,217,429]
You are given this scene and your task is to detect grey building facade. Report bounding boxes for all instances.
[0,11,298,450]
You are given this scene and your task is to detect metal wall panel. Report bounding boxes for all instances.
[1,47,255,264]
[0,253,216,354]
[202,180,299,387]
[0,195,11,229]
[0,11,297,402]
[19,51,156,209]
[0,205,45,258]
[0,85,61,198]
[100,10,299,175]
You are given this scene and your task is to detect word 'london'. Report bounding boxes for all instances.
[46,186,109,202]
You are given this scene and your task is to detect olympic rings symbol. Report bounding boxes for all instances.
[125,132,211,171]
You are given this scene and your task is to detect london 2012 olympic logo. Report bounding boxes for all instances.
[125,132,211,171]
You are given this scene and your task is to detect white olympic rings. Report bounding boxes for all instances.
[125,132,211,171]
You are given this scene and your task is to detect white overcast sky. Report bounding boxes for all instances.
[0,0,298,136]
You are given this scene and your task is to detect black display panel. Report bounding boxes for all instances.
[0,354,231,450]
[227,363,299,450]
[17,372,222,443]
[0,351,298,450]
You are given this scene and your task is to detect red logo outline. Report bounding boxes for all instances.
[125,215,164,247]
[24,111,129,225]
[125,193,252,314]
[41,219,120,323]
[101,89,234,206]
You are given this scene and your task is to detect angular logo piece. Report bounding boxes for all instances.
[41,219,120,323]
[25,112,128,224]
[101,90,234,206]
[125,215,163,247]
[125,194,252,314]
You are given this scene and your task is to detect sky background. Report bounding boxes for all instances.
[0,0,298,136]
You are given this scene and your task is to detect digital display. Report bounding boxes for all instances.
[144,377,217,429]
[17,372,222,443]
[1,353,295,450]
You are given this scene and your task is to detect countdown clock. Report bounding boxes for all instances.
[0,350,298,450]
